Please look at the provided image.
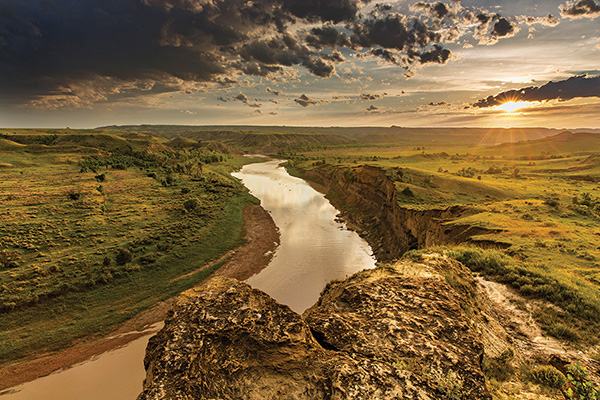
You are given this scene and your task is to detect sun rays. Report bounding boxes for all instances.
[496,100,541,114]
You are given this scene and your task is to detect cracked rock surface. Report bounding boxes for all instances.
[138,255,491,400]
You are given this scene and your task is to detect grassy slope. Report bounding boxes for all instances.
[288,131,600,345]
[0,130,263,364]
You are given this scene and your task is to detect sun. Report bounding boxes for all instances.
[497,101,530,113]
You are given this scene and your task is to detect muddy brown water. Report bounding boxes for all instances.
[2,159,375,399]
[234,159,376,313]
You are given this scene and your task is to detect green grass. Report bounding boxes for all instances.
[407,244,600,346]
[0,130,265,364]
[0,193,251,362]
[287,134,600,345]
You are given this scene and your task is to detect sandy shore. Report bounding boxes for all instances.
[0,204,280,391]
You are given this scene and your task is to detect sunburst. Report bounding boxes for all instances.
[497,101,531,113]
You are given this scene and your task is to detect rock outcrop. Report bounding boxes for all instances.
[301,165,500,261]
[138,255,492,400]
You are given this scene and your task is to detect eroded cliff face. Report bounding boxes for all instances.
[302,165,494,261]
[138,255,493,400]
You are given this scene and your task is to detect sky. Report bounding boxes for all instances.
[1,0,599,129]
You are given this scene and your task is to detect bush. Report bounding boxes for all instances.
[566,362,600,399]
[94,173,106,182]
[483,348,515,382]
[435,370,464,399]
[183,198,201,212]
[527,365,566,389]
[67,189,82,201]
[485,165,503,174]
[115,249,132,266]
[544,197,560,207]
[402,187,415,197]
[161,175,176,186]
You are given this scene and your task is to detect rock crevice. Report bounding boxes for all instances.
[138,255,493,400]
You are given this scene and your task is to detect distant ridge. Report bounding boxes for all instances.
[100,125,563,147]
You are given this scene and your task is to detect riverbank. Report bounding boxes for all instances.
[0,204,279,392]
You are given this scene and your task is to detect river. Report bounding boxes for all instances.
[1,159,375,399]
[233,159,376,313]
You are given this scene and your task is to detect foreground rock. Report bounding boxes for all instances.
[138,255,492,400]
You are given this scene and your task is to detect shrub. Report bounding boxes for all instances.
[94,173,106,182]
[566,362,600,399]
[67,189,82,201]
[139,254,157,265]
[183,198,201,212]
[162,175,175,186]
[483,348,515,382]
[527,365,566,389]
[402,187,415,197]
[115,249,132,266]
[181,187,191,194]
[435,370,465,399]
[544,197,560,207]
[486,165,503,174]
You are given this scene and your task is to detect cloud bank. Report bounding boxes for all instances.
[0,0,558,108]
[560,0,600,19]
[472,75,600,108]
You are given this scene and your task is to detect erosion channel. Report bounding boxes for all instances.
[2,158,376,400]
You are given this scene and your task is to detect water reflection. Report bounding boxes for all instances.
[233,160,376,313]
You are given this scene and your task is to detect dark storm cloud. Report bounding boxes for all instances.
[305,26,351,49]
[351,14,441,51]
[0,0,365,107]
[491,18,516,37]
[1,0,228,106]
[294,94,318,107]
[472,75,600,108]
[282,0,365,23]
[0,0,555,108]
[238,34,336,78]
[412,1,449,18]
[414,44,451,64]
[468,11,519,44]
[560,0,600,19]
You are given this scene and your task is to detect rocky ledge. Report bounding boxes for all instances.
[138,254,492,400]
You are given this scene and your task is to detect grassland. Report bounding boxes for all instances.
[2,124,600,398]
[284,131,600,347]
[0,129,265,365]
